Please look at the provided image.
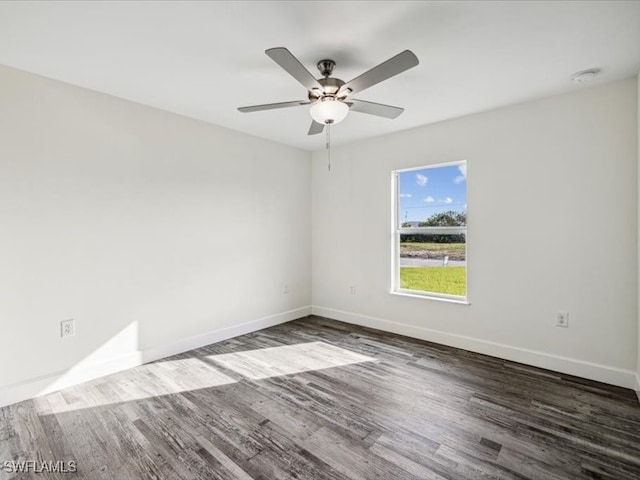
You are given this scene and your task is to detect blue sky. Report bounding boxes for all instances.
[398,162,467,223]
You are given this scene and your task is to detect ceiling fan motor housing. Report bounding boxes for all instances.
[308,77,345,101]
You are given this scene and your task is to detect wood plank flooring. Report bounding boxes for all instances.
[1,315,639,479]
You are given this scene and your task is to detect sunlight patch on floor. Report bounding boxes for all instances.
[206,341,376,380]
[44,357,236,413]
[40,342,375,414]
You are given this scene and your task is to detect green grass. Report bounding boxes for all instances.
[400,266,466,296]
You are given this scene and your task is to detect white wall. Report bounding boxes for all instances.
[312,79,638,388]
[0,65,311,400]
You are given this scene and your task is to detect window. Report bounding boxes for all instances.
[392,161,467,301]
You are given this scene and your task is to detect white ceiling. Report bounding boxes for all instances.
[1,1,639,151]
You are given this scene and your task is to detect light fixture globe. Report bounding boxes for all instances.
[310,98,349,125]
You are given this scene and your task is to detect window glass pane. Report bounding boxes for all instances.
[399,234,466,296]
[396,162,467,297]
[397,163,467,228]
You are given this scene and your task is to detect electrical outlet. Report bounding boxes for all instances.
[349,285,356,295]
[282,284,289,294]
[556,311,569,328]
[60,319,75,338]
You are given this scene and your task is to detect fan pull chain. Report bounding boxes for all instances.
[326,123,331,171]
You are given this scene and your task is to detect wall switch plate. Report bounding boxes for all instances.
[282,284,289,294]
[61,319,75,338]
[556,311,569,328]
[350,285,356,295]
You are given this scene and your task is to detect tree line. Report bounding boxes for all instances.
[401,210,466,244]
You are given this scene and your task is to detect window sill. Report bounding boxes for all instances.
[390,290,471,305]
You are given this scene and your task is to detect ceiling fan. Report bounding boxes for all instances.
[238,47,419,135]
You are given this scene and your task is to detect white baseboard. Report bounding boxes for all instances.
[141,305,311,363]
[636,374,640,403]
[0,306,311,408]
[2,304,634,408]
[312,306,638,391]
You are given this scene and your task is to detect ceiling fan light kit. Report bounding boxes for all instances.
[238,47,419,136]
[310,97,349,125]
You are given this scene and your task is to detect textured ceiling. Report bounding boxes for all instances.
[0,1,639,151]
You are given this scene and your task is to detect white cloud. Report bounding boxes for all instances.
[424,196,435,203]
[416,174,428,186]
[440,197,453,204]
[453,164,467,184]
[399,193,412,198]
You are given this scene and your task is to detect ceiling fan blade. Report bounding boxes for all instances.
[238,100,310,113]
[348,99,404,119]
[266,47,323,91]
[308,120,325,135]
[338,50,419,96]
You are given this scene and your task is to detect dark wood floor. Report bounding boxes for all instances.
[1,315,639,480]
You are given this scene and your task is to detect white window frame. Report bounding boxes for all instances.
[391,161,469,304]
